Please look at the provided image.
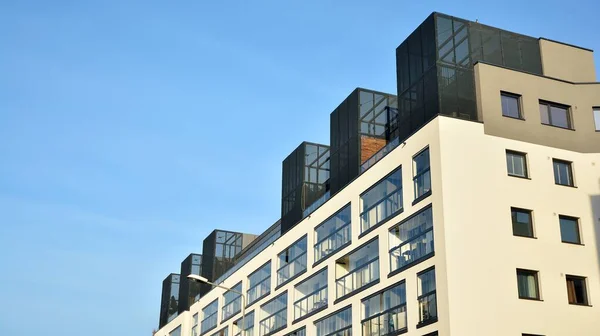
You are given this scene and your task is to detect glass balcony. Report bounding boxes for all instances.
[314,223,351,261]
[277,252,307,286]
[247,277,270,304]
[258,309,286,336]
[294,286,328,320]
[361,305,407,336]
[389,231,434,272]
[360,188,403,233]
[336,257,379,298]
[418,291,437,325]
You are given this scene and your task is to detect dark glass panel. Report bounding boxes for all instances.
[481,27,502,64]
[501,32,521,69]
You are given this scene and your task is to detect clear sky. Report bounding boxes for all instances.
[0,1,598,335]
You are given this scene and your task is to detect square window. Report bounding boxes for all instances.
[566,275,589,305]
[559,215,581,244]
[539,101,572,129]
[517,269,540,300]
[506,150,528,178]
[594,108,600,131]
[552,159,574,186]
[501,92,522,119]
[511,208,534,238]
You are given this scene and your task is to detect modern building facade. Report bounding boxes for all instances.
[178,254,203,314]
[154,12,600,336]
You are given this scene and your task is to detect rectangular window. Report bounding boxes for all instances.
[389,206,434,274]
[170,326,182,336]
[277,236,307,286]
[517,269,540,300]
[259,292,287,336]
[506,150,528,178]
[315,306,352,336]
[511,208,534,238]
[233,310,254,336]
[594,108,600,131]
[222,282,242,322]
[566,275,589,306]
[553,159,574,186]
[362,282,407,336]
[248,262,271,305]
[192,313,199,336]
[360,167,403,233]
[539,100,572,129]
[209,327,228,336]
[201,299,219,335]
[559,215,581,244]
[413,148,431,200]
[314,204,351,263]
[294,268,328,320]
[336,239,380,299]
[417,268,437,326]
[501,92,522,119]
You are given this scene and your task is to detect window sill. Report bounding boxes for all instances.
[555,183,577,188]
[275,268,307,291]
[412,190,432,206]
[541,123,576,131]
[508,174,531,180]
[261,325,287,336]
[416,317,438,329]
[333,279,380,305]
[388,253,435,278]
[503,115,525,121]
[313,240,352,268]
[561,240,584,246]
[358,208,404,239]
[569,303,592,307]
[292,305,328,325]
[519,297,543,301]
[513,234,537,239]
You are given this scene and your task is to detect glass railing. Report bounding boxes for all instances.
[336,257,379,298]
[361,305,407,336]
[418,291,437,325]
[413,170,431,199]
[294,286,328,320]
[247,277,271,304]
[360,188,403,233]
[222,298,242,321]
[389,230,434,272]
[303,191,331,218]
[258,309,286,335]
[314,223,351,262]
[200,314,218,334]
[361,137,401,173]
[277,252,307,286]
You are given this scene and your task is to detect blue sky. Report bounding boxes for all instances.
[0,1,598,335]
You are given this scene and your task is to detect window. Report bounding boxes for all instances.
[506,150,528,178]
[201,299,219,335]
[314,204,351,263]
[277,236,307,286]
[517,269,540,300]
[389,206,434,274]
[336,239,380,299]
[559,215,581,244]
[294,268,328,320]
[553,159,574,186]
[233,311,254,336]
[192,313,199,336]
[315,306,352,336]
[501,92,522,119]
[209,327,228,336]
[413,148,431,200]
[511,208,534,238]
[222,282,242,322]
[284,327,306,336]
[170,325,182,336]
[259,292,287,336]
[539,101,572,129]
[362,282,407,336]
[248,262,271,305]
[417,268,437,326]
[566,275,589,306]
[594,107,600,131]
[360,167,403,233]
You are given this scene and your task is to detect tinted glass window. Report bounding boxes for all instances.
[553,159,574,186]
[501,93,521,119]
[517,269,539,300]
[593,108,600,131]
[540,101,571,129]
[511,208,534,238]
[506,151,527,177]
[566,276,588,305]
[559,216,581,244]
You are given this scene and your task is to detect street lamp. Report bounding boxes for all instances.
[187,275,247,336]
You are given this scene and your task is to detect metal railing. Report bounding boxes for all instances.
[247,277,271,305]
[277,252,307,286]
[418,291,437,324]
[361,137,401,173]
[389,230,434,272]
[258,308,286,335]
[361,305,407,336]
[336,257,379,298]
[360,188,402,233]
[314,223,351,261]
[294,286,328,319]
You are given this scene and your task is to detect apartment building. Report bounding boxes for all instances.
[154,12,600,336]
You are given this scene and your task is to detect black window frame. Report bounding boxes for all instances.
[566,275,590,306]
[221,281,243,323]
[416,266,438,328]
[293,267,328,322]
[552,159,575,187]
[559,215,582,245]
[501,91,523,119]
[412,146,432,204]
[313,203,352,266]
[247,261,272,307]
[359,166,404,236]
[201,299,219,335]
[360,280,408,336]
[511,207,534,238]
[516,269,541,301]
[506,150,529,178]
[594,107,600,131]
[334,237,380,303]
[539,100,573,130]
[258,291,288,336]
[276,235,308,288]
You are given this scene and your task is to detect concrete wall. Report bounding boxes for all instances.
[438,117,600,335]
[474,62,600,153]
[540,39,596,83]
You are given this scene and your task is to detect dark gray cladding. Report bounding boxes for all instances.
[159,273,180,328]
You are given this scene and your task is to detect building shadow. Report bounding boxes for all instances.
[592,179,600,275]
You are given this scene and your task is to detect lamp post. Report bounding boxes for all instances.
[188,275,247,336]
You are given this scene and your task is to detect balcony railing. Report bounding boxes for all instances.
[200,313,217,335]
[336,257,379,298]
[258,309,286,336]
[221,298,241,321]
[389,230,434,272]
[247,277,270,305]
[361,304,407,336]
[361,137,401,173]
[314,223,351,262]
[303,191,331,218]
[233,327,253,336]
[294,286,328,320]
[418,291,437,325]
[360,188,402,233]
[277,252,307,286]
